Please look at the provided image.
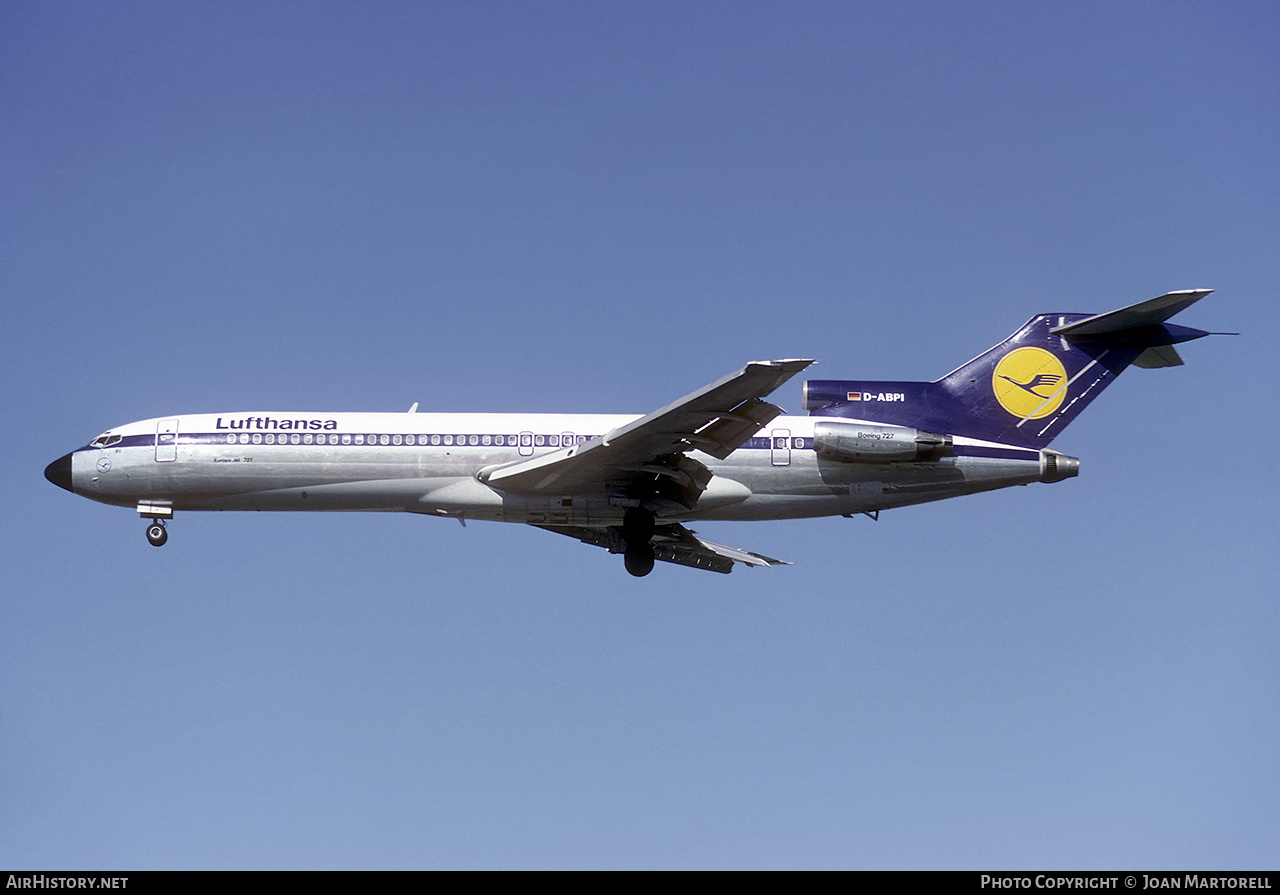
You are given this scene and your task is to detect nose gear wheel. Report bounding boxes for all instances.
[145,521,168,547]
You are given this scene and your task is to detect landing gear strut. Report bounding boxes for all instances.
[145,520,168,547]
[622,508,655,577]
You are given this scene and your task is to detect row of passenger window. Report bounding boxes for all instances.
[216,432,813,450]
[221,432,592,447]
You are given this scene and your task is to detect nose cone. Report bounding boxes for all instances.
[44,452,75,493]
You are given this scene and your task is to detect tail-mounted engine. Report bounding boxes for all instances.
[1039,449,1080,483]
[812,420,953,463]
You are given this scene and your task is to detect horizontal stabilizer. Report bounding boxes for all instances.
[1051,289,1213,336]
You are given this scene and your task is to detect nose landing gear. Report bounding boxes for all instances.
[137,502,173,547]
[145,520,168,547]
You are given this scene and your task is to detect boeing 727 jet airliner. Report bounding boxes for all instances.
[45,290,1217,575]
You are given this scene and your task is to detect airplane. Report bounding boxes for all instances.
[45,289,1218,576]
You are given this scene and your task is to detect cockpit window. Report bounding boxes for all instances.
[90,433,123,448]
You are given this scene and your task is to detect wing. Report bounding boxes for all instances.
[478,359,814,510]
[533,523,790,574]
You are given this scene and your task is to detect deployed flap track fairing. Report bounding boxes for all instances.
[44,291,1218,576]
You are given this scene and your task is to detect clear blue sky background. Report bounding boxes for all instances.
[4,1,1276,870]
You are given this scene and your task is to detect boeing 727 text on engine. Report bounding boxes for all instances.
[45,290,1217,576]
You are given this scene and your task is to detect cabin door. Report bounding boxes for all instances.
[155,419,178,462]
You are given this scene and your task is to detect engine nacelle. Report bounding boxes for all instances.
[812,420,953,463]
[1039,449,1080,483]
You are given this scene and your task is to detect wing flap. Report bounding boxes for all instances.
[678,535,788,568]
[690,396,786,460]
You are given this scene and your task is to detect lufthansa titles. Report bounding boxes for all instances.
[216,416,337,431]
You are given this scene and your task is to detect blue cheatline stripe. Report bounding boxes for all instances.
[105,432,813,451]
[92,432,1035,458]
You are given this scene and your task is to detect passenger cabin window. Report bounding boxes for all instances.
[204,430,609,449]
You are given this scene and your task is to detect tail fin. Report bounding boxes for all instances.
[803,290,1214,449]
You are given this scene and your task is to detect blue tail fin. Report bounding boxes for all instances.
[802,290,1214,449]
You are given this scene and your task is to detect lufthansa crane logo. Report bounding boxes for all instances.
[992,347,1068,419]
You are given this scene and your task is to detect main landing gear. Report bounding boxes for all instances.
[145,520,168,547]
[622,508,655,577]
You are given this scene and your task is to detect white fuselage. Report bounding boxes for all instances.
[58,410,1064,526]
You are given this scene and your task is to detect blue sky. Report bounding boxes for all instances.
[3,0,1277,869]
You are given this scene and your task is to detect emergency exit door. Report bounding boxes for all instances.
[771,428,791,466]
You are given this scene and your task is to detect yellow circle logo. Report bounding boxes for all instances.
[992,347,1068,419]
